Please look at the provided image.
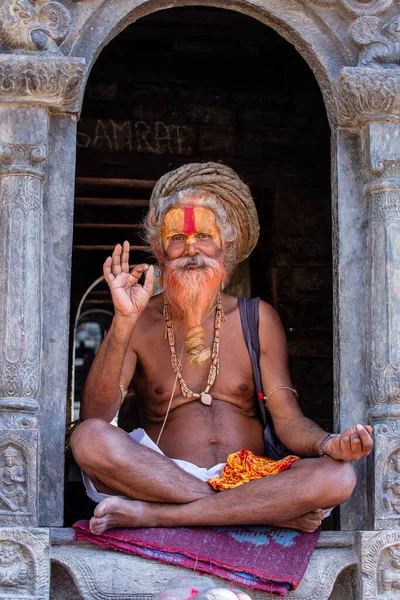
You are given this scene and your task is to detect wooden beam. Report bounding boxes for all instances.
[75,177,155,190]
[73,245,150,251]
[82,299,114,305]
[74,223,143,229]
[75,197,149,207]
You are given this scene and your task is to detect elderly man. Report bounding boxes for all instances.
[71,162,373,535]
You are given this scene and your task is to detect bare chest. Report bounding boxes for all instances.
[133,314,256,417]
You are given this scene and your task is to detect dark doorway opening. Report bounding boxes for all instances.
[66,6,332,526]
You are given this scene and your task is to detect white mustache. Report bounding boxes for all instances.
[168,255,222,270]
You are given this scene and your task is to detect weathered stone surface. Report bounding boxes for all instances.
[359,530,400,598]
[0,527,49,599]
[350,14,400,69]
[336,67,400,127]
[0,431,37,526]
[51,563,83,600]
[373,421,400,530]
[39,113,77,526]
[0,0,71,54]
[332,128,369,531]
[0,54,85,113]
[364,122,400,413]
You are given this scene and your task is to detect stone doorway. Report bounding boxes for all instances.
[66,6,333,525]
[4,0,400,596]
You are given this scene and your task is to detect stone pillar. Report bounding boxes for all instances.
[336,70,400,589]
[0,40,84,596]
[362,122,400,537]
[0,107,48,527]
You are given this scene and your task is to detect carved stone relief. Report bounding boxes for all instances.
[0,0,71,54]
[0,528,49,598]
[0,434,36,526]
[0,143,46,175]
[378,544,400,594]
[0,55,86,112]
[361,531,400,598]
[0,540,33,593]
[350,14,400,68]
[0,143,45,405]
[375,427,400,529]
[368,183,400,406]
[383,452,400,517]
[309,0,394,16]
[336,67,400,126]
[0,445,27,513]
[0,414,36,430]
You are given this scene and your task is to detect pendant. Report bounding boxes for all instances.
[200,392,212,406]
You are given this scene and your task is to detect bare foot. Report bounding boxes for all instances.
[90,497,161,534]
[274,510,324,533]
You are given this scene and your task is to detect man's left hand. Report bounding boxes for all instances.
[323,424,373,461]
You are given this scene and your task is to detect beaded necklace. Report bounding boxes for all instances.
[163,293,225,405]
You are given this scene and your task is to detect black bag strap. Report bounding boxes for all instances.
[238,297,290,460]
[238,297,267,426]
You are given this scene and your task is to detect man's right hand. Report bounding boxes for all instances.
[103,241,154,318]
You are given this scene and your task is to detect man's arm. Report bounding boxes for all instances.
[258,301,373,460]
[80,315,138,422]
[80,241,154,422]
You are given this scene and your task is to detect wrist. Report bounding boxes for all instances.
[319,433,337,457]
[108,314,138,342]
[112,313,139,329]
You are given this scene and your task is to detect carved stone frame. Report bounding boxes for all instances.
[1,0,400,598]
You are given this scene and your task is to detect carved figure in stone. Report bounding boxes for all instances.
[381,545,400,594]
[0,540,29,588]
[383,451,400,515]
[0,446,27,512]
[0,0,71,54]
[350,15,400,68]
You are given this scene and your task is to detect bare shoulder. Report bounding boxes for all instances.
[258,300,286,353]
[258,299,282,327]
[221,293,238,315]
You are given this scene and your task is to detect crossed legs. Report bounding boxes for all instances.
[71,419,357,535]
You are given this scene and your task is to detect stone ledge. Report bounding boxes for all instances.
[50,529,356,600]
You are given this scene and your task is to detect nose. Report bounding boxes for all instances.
[184,234,198,256]
[185,240,198,256]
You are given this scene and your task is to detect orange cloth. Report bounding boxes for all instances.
[207,449,300,491]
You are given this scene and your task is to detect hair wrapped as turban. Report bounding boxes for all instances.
[149,162,260,264]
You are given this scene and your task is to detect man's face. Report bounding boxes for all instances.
[161,204,227,337]
[162,206,222,264]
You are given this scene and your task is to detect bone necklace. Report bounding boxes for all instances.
[163,294,225,405]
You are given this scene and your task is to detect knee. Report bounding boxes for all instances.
[70,418,113,470]
[310,459,357,506]
[331,461,357,504]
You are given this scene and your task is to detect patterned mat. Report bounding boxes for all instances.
[74,521,320,597]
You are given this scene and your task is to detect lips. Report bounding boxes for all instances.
[186,261,198,269]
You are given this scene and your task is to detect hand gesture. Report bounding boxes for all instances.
[103,241,154,318]
[324,424,373,462]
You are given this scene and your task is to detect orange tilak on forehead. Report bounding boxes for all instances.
[161,206,222,249]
